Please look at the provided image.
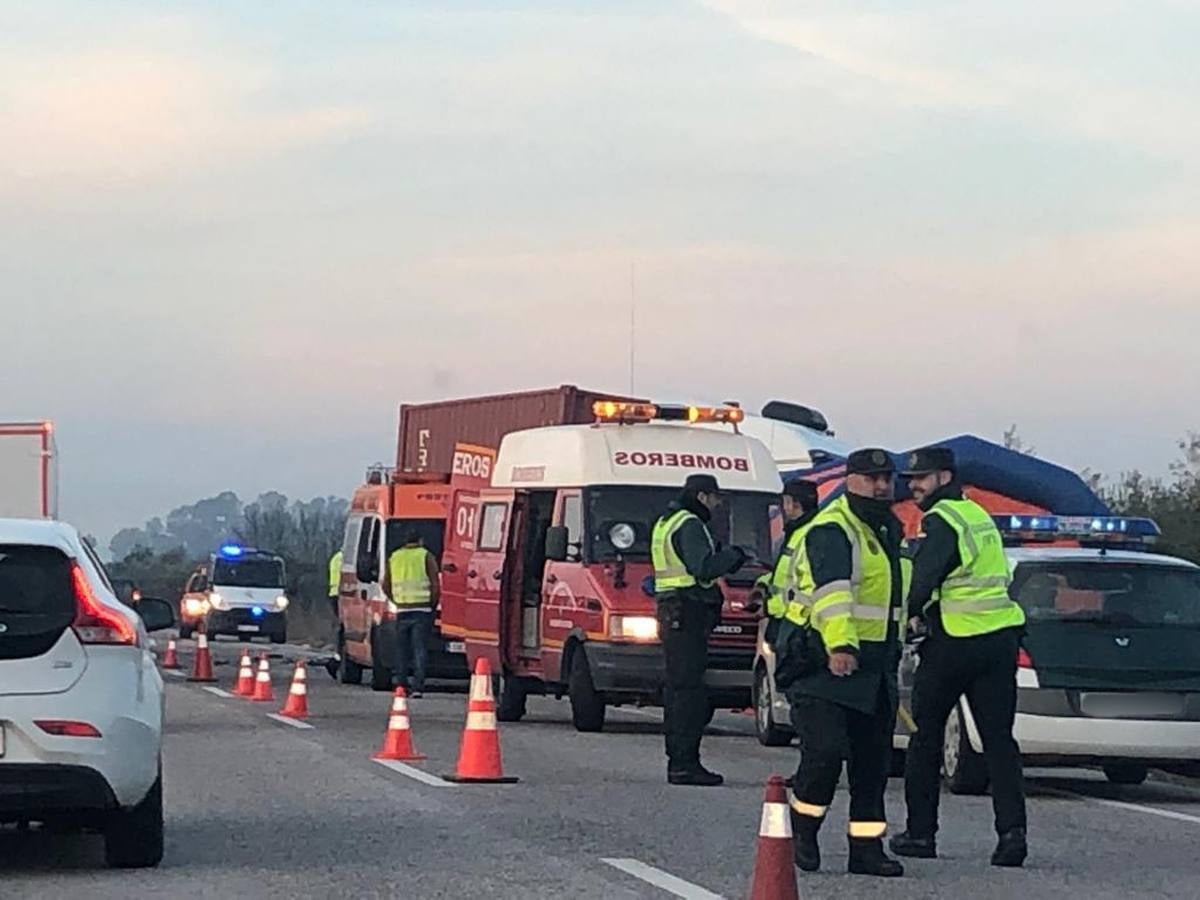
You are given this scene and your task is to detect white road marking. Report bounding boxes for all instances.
[163,670,186,678]
[372,758,456,788]
[202,686,233,698]
[267,713,314,730]
[1048,787,1200,826]
[619,706,745,738]
[601,858,724,900]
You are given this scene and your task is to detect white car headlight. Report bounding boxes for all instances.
[183,597,209,617]
[610,614,658,642]
[207,592,226,610]
[275,595,290,611]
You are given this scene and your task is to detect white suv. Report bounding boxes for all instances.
[0,518,174,868]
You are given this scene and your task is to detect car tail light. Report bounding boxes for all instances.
[71,562,137,645]
[35,720,103,738]
[1017,647,1034,669]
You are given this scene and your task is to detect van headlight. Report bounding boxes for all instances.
[183,597,209,617]
[275,595,290,611]
[610,615,658,642]
[207,592,227,611]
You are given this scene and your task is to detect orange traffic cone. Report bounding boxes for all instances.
[162,638,179,670]
[372,687,425,761]
[187,630,217,683]
[279,660,310,719]
[749,776,799,900]
[443,658,518,783]
[251,655,274,702]
[233,649,255,697]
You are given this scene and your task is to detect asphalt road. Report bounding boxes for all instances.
[5,636,1200,898]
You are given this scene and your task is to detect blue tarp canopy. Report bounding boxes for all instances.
[782,434,1109,516]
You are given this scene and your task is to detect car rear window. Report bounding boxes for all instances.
[1013,561,1200,627]
[0,544,76,659]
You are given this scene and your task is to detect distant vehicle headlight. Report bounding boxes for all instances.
[609,523,636,551]
[183,597,209,617]
[275,595,290,611]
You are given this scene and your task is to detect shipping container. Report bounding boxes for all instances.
[396,385,642,473]
[0,421,58,519]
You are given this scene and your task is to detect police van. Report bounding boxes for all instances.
[178,545,289,643]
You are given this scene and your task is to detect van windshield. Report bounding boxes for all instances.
[585,485,776,573]
[212,558,285,589]
[1013,562,1200,627]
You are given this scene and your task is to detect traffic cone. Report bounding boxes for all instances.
[233,649,255,697]
[187,630,216,683]
[251,655,274,702]
[749,776,799,900]
[372,687,425,761]
[279,660,310,719]
[162,638,179,670]
[442,658,518,783]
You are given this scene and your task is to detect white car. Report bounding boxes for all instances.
[0,518,175,867]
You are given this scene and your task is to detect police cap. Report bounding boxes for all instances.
[900,446,957,477]
[845,448,895,476]
[684,473,722,495]
[782,479,819,508]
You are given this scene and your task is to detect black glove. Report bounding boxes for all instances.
[728,546,749,573]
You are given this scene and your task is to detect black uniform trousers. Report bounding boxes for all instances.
[904,627,1027,837]
[658,601,710,770]
[791,682,895,826]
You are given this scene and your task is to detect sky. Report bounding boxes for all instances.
[3,1,1198,547]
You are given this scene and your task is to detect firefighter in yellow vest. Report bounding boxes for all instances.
[328,549,343,616]
[652,474,747,786]
[750,479,820,648]
[382,530,440,698]
[774,449,906,878]
[890,447,1028,867]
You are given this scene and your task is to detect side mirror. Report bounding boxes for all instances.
[544,525,569,563]
[136,598,176,632]
[357,556,379,584]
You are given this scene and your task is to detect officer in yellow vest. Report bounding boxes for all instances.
[328,549,343,617]
[751,479,820,648]
[776,448,905,878]
[382,530,440,698]
[652,474,747,786]
[890,447,1028,868]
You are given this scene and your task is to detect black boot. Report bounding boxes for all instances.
[667,766,723,787]
[889,831,938,859]
[790,811,822,872]
[991,827,1027,868]
[848,838,904,877]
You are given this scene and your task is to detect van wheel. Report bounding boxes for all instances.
[370,629,393,692]
[1103,763,1148,785]
[568,646,606,732]
[338,630,363,685]
[496,674,529,722]
[943,705,989,795]
[754,666,792,747]
[104,769,164,868]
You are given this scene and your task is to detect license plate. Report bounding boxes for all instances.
[446,641,465,654]
[237,624,261,633]
[1080,692,1186,719]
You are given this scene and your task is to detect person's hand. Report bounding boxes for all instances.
[907,616,926,637]
[729,546,749,572]
[828,652,858,677]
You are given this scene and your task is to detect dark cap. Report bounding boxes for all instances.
[782,479,819,508]
[684,473,721,494]
[846,448,895,476]
[900,446,957,477]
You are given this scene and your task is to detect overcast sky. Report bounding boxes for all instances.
[3,1,1197,545]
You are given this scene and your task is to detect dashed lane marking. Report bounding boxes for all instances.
[372,758,456,788]
[601,858,724,899]
[201,686,233,698]
[267,713,314,730]
[163,669,186,678]
[1047,786,1200,826]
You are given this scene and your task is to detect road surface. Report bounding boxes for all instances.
[3,637,1200,898]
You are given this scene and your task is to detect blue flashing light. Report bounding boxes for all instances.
[251,606,264,617]
[220,544,244,558]
[994,515,1160,542]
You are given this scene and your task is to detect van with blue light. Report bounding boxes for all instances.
[177,545,289,644]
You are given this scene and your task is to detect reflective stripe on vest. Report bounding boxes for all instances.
[651,509,714,592]
[388,547,432,609]
[786,496,897,651]
[926,499,1025,637]
[766,529,805,619]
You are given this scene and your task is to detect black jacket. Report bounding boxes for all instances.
[786,494,905,716]
[657,496,743,611]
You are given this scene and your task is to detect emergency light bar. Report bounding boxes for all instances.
[219,544,244,558]
[993,515,1161,545]
[591,401,745,425]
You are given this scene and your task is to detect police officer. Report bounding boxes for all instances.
[890,447,1028,867]
[652,474,746,786]
[382,530,440,698]
[776,449,905,877]
[751,480,820,648]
